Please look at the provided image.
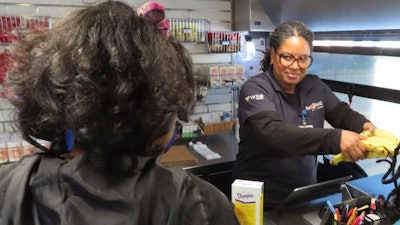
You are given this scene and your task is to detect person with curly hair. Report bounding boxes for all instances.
[0,1,240,224]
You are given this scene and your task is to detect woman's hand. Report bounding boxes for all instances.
[340,130,368,161]
[363,122,377,132]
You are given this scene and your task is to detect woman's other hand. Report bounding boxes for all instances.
[363,122,377,132]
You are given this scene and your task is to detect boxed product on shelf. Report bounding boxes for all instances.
[195,64,246,88]
[207,31,240,53]
[201,65,219,76]
[220,64,246,86]
[219,65,229,76]
[236,65,245,74]
[210,75,222,87]
[228,65,237,75]
[196,65,221,88]
[176,120,202,138]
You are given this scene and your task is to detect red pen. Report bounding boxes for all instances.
[346,207,354,219]
[347,207,358,225]
[370,198,376,214]
[335,208,341,222]
[351,211,365,225]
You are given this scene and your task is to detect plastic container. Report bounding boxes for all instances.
[168,18,209,43]
[206,32,240,53]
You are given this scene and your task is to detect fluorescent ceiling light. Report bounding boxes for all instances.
[313,40,400,48]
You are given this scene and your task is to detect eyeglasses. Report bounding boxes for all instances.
[278,52,313,69]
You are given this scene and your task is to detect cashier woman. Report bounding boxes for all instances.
[232,20,377,210]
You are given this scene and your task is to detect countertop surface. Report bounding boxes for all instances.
[171,131,238,174]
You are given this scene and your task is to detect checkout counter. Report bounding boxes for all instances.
[172,131,237,198]
[169,131,397,224]
[264,173,395,224]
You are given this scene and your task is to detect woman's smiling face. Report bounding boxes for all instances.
[270,36,311,94]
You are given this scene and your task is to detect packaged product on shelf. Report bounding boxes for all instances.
[236,65,245,74]
[219,65,229,77]
[220,65,236,86]
[235,65,246,85]
[168,18,209,43]
[0,141,7,163]
[197,65,221,88]
[201,65,219,76]
[210,75,221,87]
[228,65,237,75]
[176,120,202,138]
[207,32,240,53]
[6,140,23,162]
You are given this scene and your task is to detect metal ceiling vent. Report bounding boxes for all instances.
[232,0,276,32]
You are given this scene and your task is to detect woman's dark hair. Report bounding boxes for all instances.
[6,1,195,176]
[260,20,314,71]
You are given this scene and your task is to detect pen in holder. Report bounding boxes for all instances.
[321,195,374,225]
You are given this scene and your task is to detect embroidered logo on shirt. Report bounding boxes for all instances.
[305,101,324,111]
[245,94,264,102]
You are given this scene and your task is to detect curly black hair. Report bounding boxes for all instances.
[260,20,314,72]
[6,1,195,176]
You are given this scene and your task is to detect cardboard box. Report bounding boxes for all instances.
[210,75,221,87]
[232,179,264,225]
[200,65,219,76]
[236,65,245,74]
[228,65,237,75]
[219,66,229,76]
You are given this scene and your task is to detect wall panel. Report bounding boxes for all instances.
[0,0,233,63]
[0,0,236,131]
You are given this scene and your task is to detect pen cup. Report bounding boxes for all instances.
[331,213,381,225]
[321,196,381,225]
[330,216,347,225]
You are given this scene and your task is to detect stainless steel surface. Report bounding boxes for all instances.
[232,0,275,32]
[259,0,400,31]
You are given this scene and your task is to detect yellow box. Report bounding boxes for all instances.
[232,179,264,225]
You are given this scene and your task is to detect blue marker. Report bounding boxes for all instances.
[326,200,336,214]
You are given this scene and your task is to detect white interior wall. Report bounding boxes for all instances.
[0,0,234,136]
[0,0,233,66]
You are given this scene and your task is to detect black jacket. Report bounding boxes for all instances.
[0,154,239,225]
